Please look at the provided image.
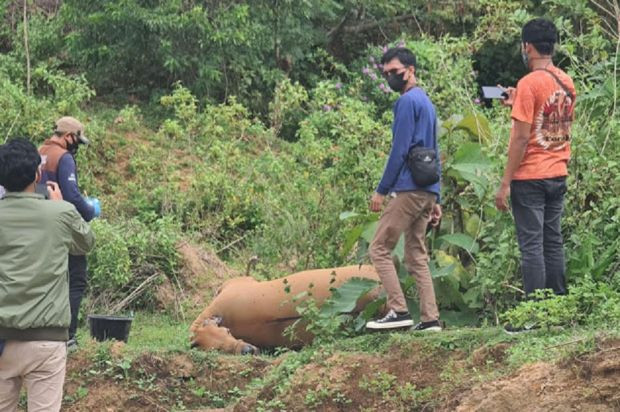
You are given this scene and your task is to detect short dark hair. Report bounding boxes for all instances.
[381,47,416,68]
[0,138,41,192]
[522,18,557,56]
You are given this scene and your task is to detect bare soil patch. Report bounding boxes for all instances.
[63,350,269,411]
[62,336,620,411]
[451,339,620,412]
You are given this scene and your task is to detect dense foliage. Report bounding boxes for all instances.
[1,0,618,328]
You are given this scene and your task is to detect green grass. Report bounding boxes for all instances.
[76,311,191,356]
[75,310,620,369]
[329,324,620,369]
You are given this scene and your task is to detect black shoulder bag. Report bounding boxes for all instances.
[406,111,440,186]
[407,146,440,186]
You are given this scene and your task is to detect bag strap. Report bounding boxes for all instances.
[535,68,575,100]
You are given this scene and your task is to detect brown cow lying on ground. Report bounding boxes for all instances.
[189,265,381,355]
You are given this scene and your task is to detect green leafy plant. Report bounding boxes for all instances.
[284,276,381,344]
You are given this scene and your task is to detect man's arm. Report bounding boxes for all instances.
[495,120,530,211]
[376,98,413,195]
[57,154,95,221]
[61,208,95,255]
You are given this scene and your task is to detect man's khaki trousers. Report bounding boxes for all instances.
[369,190,439,322]
[0,340,67,412]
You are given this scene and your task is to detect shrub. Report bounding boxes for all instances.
[87,216,181,311]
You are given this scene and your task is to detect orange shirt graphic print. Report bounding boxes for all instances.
[535,90,574,151]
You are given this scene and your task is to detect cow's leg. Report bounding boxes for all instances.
[190,304,216,335]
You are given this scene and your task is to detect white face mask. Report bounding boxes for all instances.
[521,44,529,68]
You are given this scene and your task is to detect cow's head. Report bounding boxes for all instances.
[190,317,259,355]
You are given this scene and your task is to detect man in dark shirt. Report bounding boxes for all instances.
[365,48,442,332]
[39,117,100,348]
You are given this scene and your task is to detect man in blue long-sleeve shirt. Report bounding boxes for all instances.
[365,48,442,332]
[39,116,98,348]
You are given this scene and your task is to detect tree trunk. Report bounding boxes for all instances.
[23,0,31,95]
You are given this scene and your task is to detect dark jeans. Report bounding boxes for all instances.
[511,177,567,297]
[68,254,88,340]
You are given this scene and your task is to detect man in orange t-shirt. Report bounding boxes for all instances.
[495,18,576,328]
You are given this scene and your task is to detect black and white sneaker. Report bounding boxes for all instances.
[412,320,442,332]
[366,309,414,330]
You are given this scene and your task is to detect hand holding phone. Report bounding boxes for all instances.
[46,182,63,201]
[482,86,508,100]
[497,85,516,106]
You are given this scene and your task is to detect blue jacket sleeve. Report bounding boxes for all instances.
[376,98,414,195]
[57,154,95,222]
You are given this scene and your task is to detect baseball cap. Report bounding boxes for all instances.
[54,116,89,144]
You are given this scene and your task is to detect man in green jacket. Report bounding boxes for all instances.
[0,138,95,412]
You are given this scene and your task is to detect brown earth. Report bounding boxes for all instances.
[453,339,620,412]
[60,338,620,411]
[63,349,269,412]
[154,241,240,318]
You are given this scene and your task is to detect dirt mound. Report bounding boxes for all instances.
[236,341,461,411]
[62,336,620,411]
[453,340,620,411]
[64,350,270,411]
[155,241,239,316]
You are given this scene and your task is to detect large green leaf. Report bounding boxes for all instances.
[340,213,379,258]
[438,233,479,254]
[361,221,378,244]
[341,224,365,258]
[453,112,491,142]
[320,277,380,317]
[339,211,360,221]
[354,296,386,331]
[452,142,491,169]
[429,261,457,279]
[447,142,492,199]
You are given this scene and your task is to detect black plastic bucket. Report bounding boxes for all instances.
[88,315,133,343]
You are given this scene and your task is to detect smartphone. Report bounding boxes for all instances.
[482,86,507,99]
[35,183,50,199]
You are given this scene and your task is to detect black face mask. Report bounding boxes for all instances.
[386,71,407,92]
[66,139,80,155]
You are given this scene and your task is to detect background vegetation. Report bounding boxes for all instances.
[1,0,618,330]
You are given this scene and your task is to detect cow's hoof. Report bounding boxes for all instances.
[241,344,259,355]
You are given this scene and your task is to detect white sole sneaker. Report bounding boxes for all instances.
[365,319,415,329]
[412,326,442,332]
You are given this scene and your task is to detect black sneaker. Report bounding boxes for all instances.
[503,323,538,335]
[366,309,414,330]
[412,320,442,332]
